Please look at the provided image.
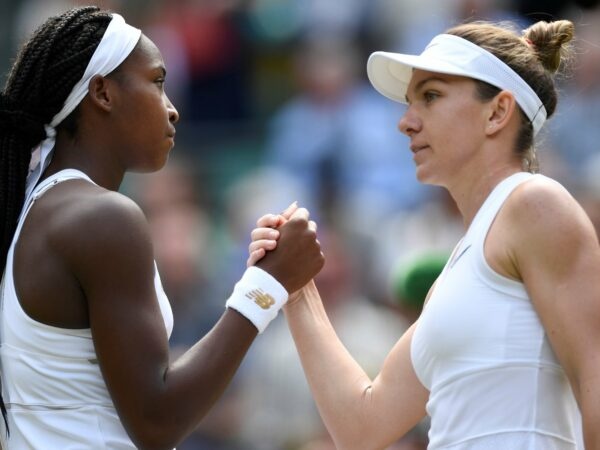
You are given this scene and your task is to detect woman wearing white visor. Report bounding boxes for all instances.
[249,19,600,449]
[0,6,324,449]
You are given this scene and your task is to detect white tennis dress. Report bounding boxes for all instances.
[0,169,174,449]
[411,172,583,450]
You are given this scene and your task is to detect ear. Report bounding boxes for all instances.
[87,74,114,113]
[485,90,517,136]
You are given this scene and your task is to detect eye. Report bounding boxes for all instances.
[155,78,165,88]
[423,91,439,103]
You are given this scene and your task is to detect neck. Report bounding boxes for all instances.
[446,161,523,230]
[43,130,125,191]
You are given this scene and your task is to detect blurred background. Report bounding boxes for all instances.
[2,0,600,448]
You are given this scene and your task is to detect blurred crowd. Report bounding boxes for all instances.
[3,0,600,448]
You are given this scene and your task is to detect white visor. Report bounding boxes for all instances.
[367,34,546,136]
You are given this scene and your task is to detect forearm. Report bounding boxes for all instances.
[578,374,600,450]
[128,309,257,449]
[284,282,379,449]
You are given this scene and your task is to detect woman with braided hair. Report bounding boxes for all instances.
[0,6,324,449]
[249,19,600,449]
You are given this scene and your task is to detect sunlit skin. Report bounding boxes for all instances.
[44,35,179,193]
[11,32,324,449]
[400,69,523,227]
[248,69,600,449]
[400,72,489,185]
[16,34,180,329]
[105,35,179,174]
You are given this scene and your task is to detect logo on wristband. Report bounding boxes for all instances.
[246,289,275,309]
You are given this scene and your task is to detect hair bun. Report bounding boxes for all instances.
[524,20,575,74]
[0,94,47,144]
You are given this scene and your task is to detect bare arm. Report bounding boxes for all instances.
[61,192,323,449]
[248,212,429,449]
[284,282,428,450]
[506,178,600,449]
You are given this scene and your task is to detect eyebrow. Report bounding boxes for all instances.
[405,76,449,103]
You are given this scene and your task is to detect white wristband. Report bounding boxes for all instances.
[225,266,289,333]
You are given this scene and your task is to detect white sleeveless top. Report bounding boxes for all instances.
[0,169,174,449]
[411,173,582,450]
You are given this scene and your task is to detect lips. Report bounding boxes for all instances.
[410,143,429,153]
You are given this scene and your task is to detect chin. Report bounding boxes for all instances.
[415,166,431,184]
[415,167,443,187]
[153,154,170,172]
[134,155,170,174]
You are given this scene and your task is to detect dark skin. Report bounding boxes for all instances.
[13,34,324,450]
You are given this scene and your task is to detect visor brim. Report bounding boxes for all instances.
[366,51,474,104]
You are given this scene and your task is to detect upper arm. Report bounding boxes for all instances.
[508,178,600,402]
[60,192,170,435]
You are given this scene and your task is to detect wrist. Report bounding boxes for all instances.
[283,280,318,314]
[225,266,289,333]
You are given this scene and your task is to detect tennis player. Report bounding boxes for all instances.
[0,6,324,449]
[249,19,598,449]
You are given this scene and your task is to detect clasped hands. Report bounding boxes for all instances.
[248,202,324,300]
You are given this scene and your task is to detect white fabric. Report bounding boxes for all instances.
[367,34,547,135]
[25,13,141,201]
[0,169,173,449]
[226,266,288,333]
[411,172,582,449]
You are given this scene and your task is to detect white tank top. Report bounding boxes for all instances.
[411,172,582,450]
[0,169,174,449]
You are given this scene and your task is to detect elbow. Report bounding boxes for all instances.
[333,437,377,450]
[128,429,179,450]
[328,423,377,450]
[124,415,188,450]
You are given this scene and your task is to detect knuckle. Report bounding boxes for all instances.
[303,228,317,240]
[290,217,309,229]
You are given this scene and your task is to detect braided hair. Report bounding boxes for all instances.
[0,5,113,432]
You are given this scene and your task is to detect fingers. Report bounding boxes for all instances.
[247,248,265,267]
[253,205,324,292]
[249,224,279,262]
[248,238,278,255]
[280,201,298,220]
[251,227,280,242]
[255,202,303,228]
[308,220,320,246]
[256,213,282,228]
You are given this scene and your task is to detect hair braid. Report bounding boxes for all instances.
[0,5,113,433]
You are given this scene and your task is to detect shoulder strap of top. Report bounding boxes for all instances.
[465,172,534,242]
[18,169,97,228]
[30,169,95,199]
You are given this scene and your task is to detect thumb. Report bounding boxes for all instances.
[289,207,309,221]
[280,201,298,221]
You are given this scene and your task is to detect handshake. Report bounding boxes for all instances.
[225,202,325,333]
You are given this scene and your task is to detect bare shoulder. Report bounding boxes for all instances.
[53,181,146,232]
[43,180,154,270]
[503,175,597,262]
[508,175,577,215]
[506,175,590,232]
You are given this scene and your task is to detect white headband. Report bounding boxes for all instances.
[25,12,141,199]
[367,33,547,136]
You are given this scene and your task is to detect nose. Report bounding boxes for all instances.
[398,105,421,137]
[165,94,180,124]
